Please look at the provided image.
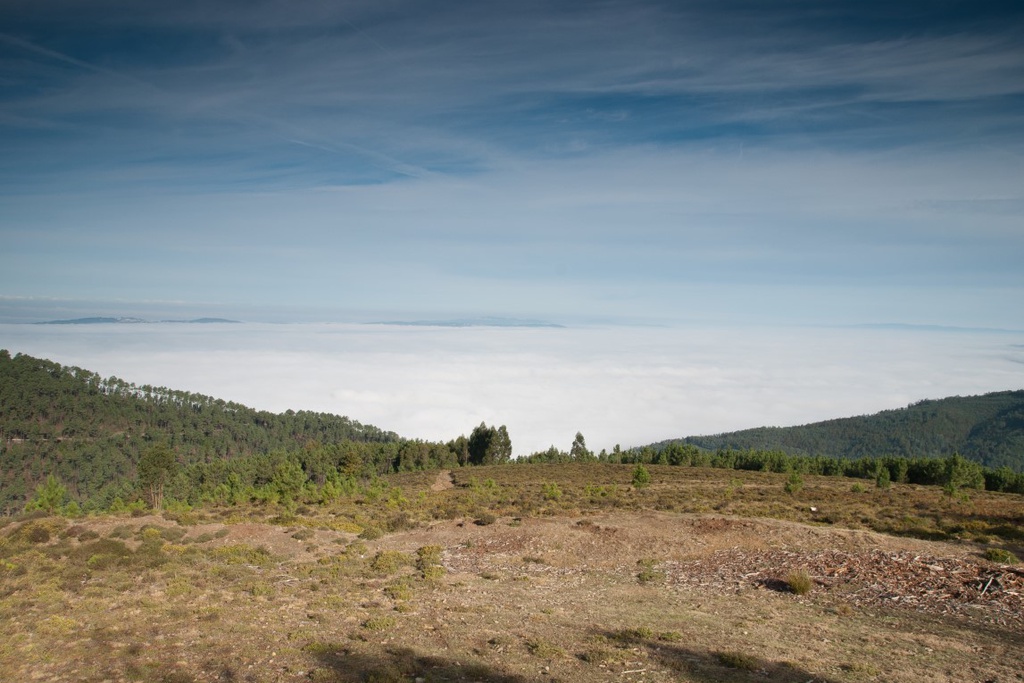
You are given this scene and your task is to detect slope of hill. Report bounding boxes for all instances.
[669,391,1024,470]
[0,350,399,511]
[2,464,1022,682]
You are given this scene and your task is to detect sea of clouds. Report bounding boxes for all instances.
[2,322,1022,455]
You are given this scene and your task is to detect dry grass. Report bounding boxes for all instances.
[0,463,1022,682]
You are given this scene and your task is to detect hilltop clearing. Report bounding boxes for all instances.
[2,467,1022,682]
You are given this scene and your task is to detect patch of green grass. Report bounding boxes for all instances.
[525,638,565,658]
[716,650,760,670]
[984,547,1020,564]
[611,626,654,643]
[210,544,275,566]
[636,558,664,584]
[361,615,396,632]
[383,581,413,601]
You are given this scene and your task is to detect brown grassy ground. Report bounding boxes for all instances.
[1,464,1022,682]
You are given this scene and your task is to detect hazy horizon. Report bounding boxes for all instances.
[4,321,1022,456]
[3,2,1022,450]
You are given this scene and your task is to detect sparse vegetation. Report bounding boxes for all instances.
[631,464,651,489]
[0,465,1021,682]
[984,548,1020,564]
[716,650,760,670]
[635,558,664,584]
[785,569,814,595]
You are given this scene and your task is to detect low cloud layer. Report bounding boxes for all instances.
[3,322,1022,455]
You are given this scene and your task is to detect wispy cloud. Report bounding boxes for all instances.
[1,0,1022,328]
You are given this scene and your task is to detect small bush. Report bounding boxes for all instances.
[369,550,411,576]
[784,472,803,495]
[525,638,565,658]
[415,544,443,579]
[109,525,134,539]
[383,581,413,601]
[212,544,274,566]
[541,482,562,501]
[292,529,315,541]
[785,570,813,595]
[362,615,396,632]
[474,512,497,526]
[612,626,654,643]
[74,538,133,570]
[984,548,1020,564]
[631,465,652,489]
[716,650,759,670]
[636,558,664,584]
[9,517,68,545]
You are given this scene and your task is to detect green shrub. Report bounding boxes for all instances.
[785,570,813,595]
[525,638,565,658]
[414,545,445,580]
[717,651,759,670]
[541,482,562,501]
[369,550,411,576]
[636,558,664,584]
[383,581,413,601]
[984,548,1020,564]
[631,465,652,489]
[612,626,654,643]
[8,517,66,545]
[474,512,497,526]
[784,472,804,494]
[875,467,891,490]
[74,538,133,570]
[361,615,396,632]
[211,544,274,566]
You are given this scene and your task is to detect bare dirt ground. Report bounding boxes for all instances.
[4,507,1020,683]
[3,463,1023,683]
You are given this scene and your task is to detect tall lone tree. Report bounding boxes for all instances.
[467,423,512,465]
[138,444,177,509]
[570,432,592,461]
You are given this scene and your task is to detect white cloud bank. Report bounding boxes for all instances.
[2,322,1022,455]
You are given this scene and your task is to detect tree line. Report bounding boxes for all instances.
[518,433,1024,494]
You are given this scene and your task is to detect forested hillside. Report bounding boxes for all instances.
[670,391,1024,470]
[0,350,515,512]
[0,351,401,511]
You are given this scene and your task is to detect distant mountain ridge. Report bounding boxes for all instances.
[37,317,240,324]
[370,316,564,328]
[662,391,1024,471]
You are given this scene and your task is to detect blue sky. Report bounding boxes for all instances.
[2,0,1022,327]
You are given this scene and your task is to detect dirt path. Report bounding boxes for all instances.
[430,469,455,491]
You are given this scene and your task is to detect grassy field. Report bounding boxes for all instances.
[1,463,1022,682]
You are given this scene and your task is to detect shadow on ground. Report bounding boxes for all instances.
[591,628,845,683]
[301,637,848,683]
[309,645,532,683]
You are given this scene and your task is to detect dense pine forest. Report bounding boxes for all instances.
[0,351,511,512]
[2,349,1023,513]
[664,391,1024,470]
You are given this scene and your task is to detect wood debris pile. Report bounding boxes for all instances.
[663,549,1024,626]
